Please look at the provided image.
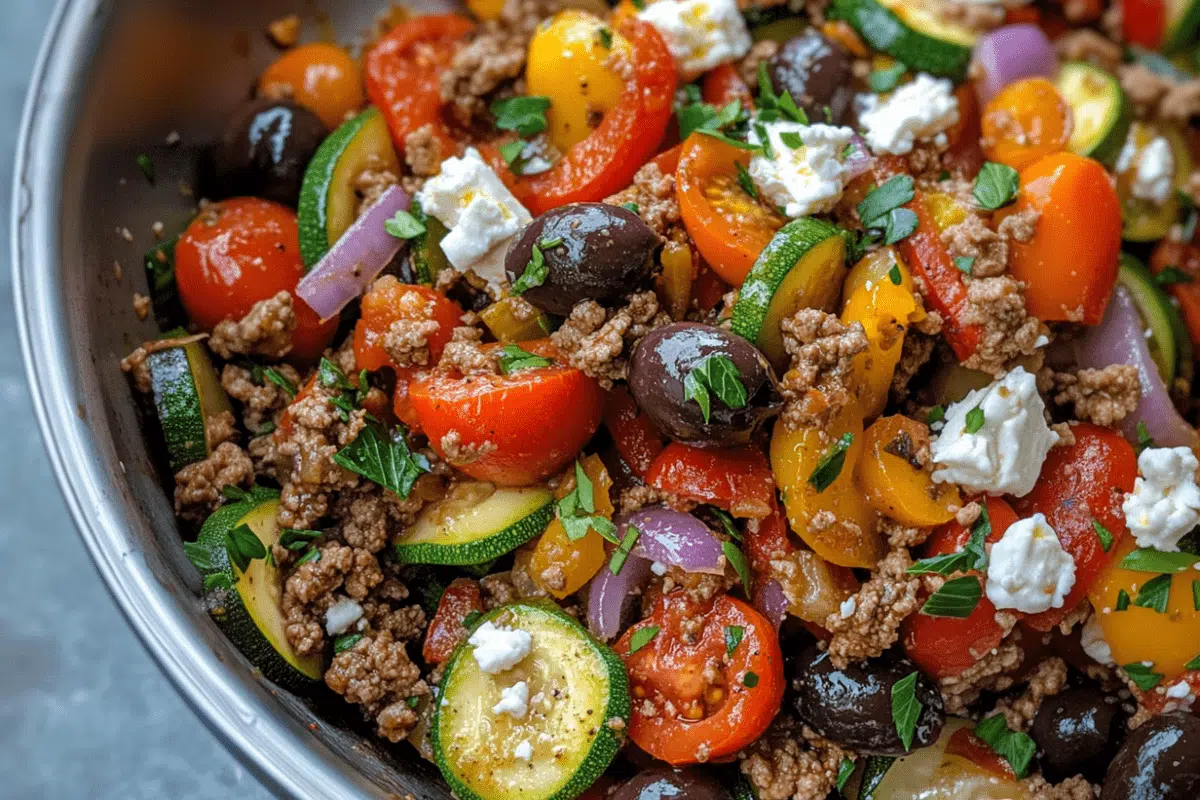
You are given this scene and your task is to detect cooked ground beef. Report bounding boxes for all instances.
[221,362,301,435]
[941,213,1009,278]
[208,291,296,360]
[324,629,428,742]
[959,276,1045,375]
[551,291,671,388]
[1055,29,1124,72]
[404,123,444,178]
[1047,365,1142,427]
[438,324,500,375]
[824,545,921,668]
[941,632,1025,715]
[994,657,1070,731]
[173,441,254,521]
[1024,774,1099,800]
[1119,62,1200,121]
[604,161,686,245]
[777,309,868,430]
[383,316,440,369]
[739,716,850,800]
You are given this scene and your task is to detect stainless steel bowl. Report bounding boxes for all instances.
[13,2,456,796]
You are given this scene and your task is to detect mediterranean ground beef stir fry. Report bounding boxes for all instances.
[119,0,1200,797]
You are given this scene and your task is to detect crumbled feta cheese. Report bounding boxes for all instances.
[857,73,959,156]
[1166,679,1193,699]
[491,680,529,719]
[746,122,856,218]
[1122,446,1200,552]
[1080,614,1114,665]
[985,513,1077,614]
[414,147,532,290]
[636,0,751,80]
[650,561,668,576]
[513,739,533,761]
[1116,133,1175,205]
[468,621,532,674]
[839,596,857,618]
[323,598,364,635]
[930,366,1059,497]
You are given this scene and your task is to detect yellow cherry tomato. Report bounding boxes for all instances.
[1088,536,1200,680]
[526,10,631,153]
[467,0,506,21]
[529,454,612,598]
[858,415,960,527]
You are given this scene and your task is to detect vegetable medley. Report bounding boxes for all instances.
[119,0,1200,797]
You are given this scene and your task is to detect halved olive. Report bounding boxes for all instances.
[768,30,855,126]
[1102,711,1200,799]
[208,99,328,207]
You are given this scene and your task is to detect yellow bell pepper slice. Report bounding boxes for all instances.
[858,415,960,527]
[480,297,551,342]
[529,454,611,598]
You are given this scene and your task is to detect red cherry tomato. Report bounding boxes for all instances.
[603,388,665,480]
[174,197,337,361]
[618,592,784,765]
[1013,423,1137,632]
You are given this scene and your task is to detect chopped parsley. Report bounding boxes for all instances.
[1186,652,1200,670]
[135,153,155,184]
[964,406,986,434]
[756,62,808,125]
[1156,266,1194,285]
[736,161,759,199]
[296,548,321,565]
[262,367,297,399]
[677,96,746,142]
[926,405,945,425]
[890,671,922,751]
[1123,661,1164,691]
[184,541,213,572]
[1116,588,1131,611]
[808,432,854,492]
[836,758,855,793]
[1118,547,1200,573]
[628,625,659,655]
[1132,573,1172,613]
[225,523,267,573]
[621,201,640,214]
[1093,519,1114,553]
[778,130,804,149]
[973,716,1036,779]
[556,460,619,543]
[1135,421,1156,455]
[497,344,552,375]
[511,242,550,295]
[724,625,745,656]
[1194,580,1200,611]
[908,505,989,575]
[858,175,918,244]
[972,162,1020,210]
[888,263,903,285]
[332,423,430,500]
[490,95,552,137]
[954,256,975,274]
[742,671,760,688]
[682,354,748,423]
[919,575,982,618]
[384,210,425,239]
[723,540,752,590]
[596,26,613,48]
[609,524,641,576]
[279,528,322,551]
[499,139,529,170]
[334,633,364,654]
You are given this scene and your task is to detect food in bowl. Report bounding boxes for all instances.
[116,0,1200,797]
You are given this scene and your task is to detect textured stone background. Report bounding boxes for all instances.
[0,3,273,797]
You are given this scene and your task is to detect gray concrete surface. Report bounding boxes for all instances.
[0,3,273,797]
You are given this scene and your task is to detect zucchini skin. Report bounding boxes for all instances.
[432,602,631,800]
[393,493,555,567]
[829,0,972,80]
[1056,61,1131,169]
[148,345,208,470]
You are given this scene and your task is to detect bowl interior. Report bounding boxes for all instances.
[15,1,458,796]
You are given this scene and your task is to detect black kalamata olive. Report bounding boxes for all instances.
[1032,683,1127,784]
[767,30,855,125]
[210,99,327,206]
[504,203,659,315]
[612,766,732,800]
[1102,712,1200,799]
[627,323,782,449]
[790,645,944,755]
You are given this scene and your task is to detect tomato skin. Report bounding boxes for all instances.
[946,728,1017,779]
[174,197,337,362]
[981,78,1071,171]
[1013,423,1137,632]
[259,43,364,129]
[618,592,784,765]
[1123,0,1166,48]
[603,388,665,479]
[902,497,1018,679]
[409,340,605,486]
[422,579,483,664]
[646,443,776,520]
[1006,152,1121,325]
[364,15,475,157]
[701,63,753,109]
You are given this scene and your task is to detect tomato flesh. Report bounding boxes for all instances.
[422,579,483,664]
[647,442,776,520]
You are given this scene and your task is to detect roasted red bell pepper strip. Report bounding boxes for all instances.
[422,578,483,664]
[646,442,776,520]
[603,388,665,479]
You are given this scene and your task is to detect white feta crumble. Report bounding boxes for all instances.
[513,739,533,761]
[414,147,532,291]
[323,598,364,636]
[839,596,857,618]
[650,561,668,576]
[1080,614,1114,666]
[1166,679,1193,699]
[1116,133,1175,205]
[857,73,959,156]
[468,621,532,674]
[746,122,857,218]
[492,680,529,719]
[636,0,751,80]
[985,513,1076,614]
[1122,446,1200,552]
[930,366,1059,497]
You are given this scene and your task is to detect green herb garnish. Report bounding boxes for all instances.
[891,671,922,751]
[919,575,982,618]
[557,460,619,543]
[1123,661,1164,691]
[333,423,430,500]
[964,406,985,434]
[1093,520,1114,552]
[511,242,549,295]
[954,256,975,274]
[724,625,745,657]
[682,354,748,424]
[628,625,660,655]
[973,715,1036,779]
[384,210,426,240]
[1133,573,1173,613]
[490,95,552,137]
[809,432,854,492]
[497,344,552,375]
[972,162,1020,210]
[1118,547,1200,573]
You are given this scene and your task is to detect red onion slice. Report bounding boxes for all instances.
[296,184,411,321]
[844,135,873,181]
[620,506,726,575]
[753,579,789,629]
[1074,285,1199,449]
[973,24,1057,106]
[587,554,652,642]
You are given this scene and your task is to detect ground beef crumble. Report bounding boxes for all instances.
[941,214,1009,278]
[221,363,301,435]
[777,309,868,430]
[1046,365,1142,427]
[739,716,850,800]
[324,630,429,743]
[604,161,686,245]
[994,657,1070,731]
[173,441,254,521]
[404,123,443,179]
[551,291,671,388]
[959,276,1045,376]
[438,323,500,375]
[208,291,296,360]
[941,633,1025,715]
[1024,774,1099,800]
[824,544,920,668]
[1055,29,1123,73]
[1119,62,1200,121]
[440,431,498,466]
[383,315,440,369]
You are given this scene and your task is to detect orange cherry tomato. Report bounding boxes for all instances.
[513,19,676,215]
[618,592,785,765]
[1005,152,1121,325]
[259,43,365,130]
[409,340,605,486]
[364,15,476,158]
[677,133,785,286]
[174,197,337,362]
[981,77,1072,171]
[902,497,1018,679]
[1012,423,1137,632]
[646,442,776,520]
[1151,240,1200,348]
[701,63,754,109]
[422,578,483,664]
[603,388,665,479]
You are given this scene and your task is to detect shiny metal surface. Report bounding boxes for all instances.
[12,2,454,797]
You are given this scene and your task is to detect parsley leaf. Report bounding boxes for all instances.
[279,528,322,551]
[135,153,155,184]
[497,344,552,375]
[490,95,552,137]
[263,367,296,398]
[1135,421,1156,455]
[1093,519,1114,552]
[926,405,945,425]
[858,175,915,227]
[682,354,748,423]
[973,715,1036,779]
[743,671,760,688]
[556,461,619,543]
[756,61,807,124]
[954,256,975,274]
[203,573,233,592]
[1118,547,1200,573]
[723,540,753,590]
[609,524,641,576]
[907,508,988,575]
[707,506,741,541]
[724,625,745,656]
[225,523,267,573]
[499,139,527,167]
[964,406,986,434]
[869,62,906,93]
[1194,579,1200,612]
[891,671,922,751]
[333,423,430,499]
[1186,653,1200,670]
[628,625,659,655]
[973,162,1020,210]
[836,758,855,793]
[384,210,426,240]
[334,633,364,654]
[511,243,549,295]
[678,98,745,141]
[184,540,214,572]
[1133,573,1172,613]
[317,357,355,391]
[697,127,761,151]
[1116,588,1131,611]
[596,26,613,48]
[1156,266,1194,285]
[296,548,321,565]
[809,432,854,492]
[621,201,640,214]
[1123,661,1164,691]
[888,263,902,285]
[919,575,982,618]
[779,130,804,149]
[880,207,918,244]
[736,162,759,199]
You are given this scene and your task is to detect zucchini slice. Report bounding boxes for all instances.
[830,0,974,80]
[409,198,451,285]
[433,602,630,800]
[196,492,324,690]
[1056,61,1131,168]
[298,107,401,269]
[1118,255,1184,386]
[1119,121,1193,243]
[147,337,232,470]
[730,217,848,369]
[393,481,554,566]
